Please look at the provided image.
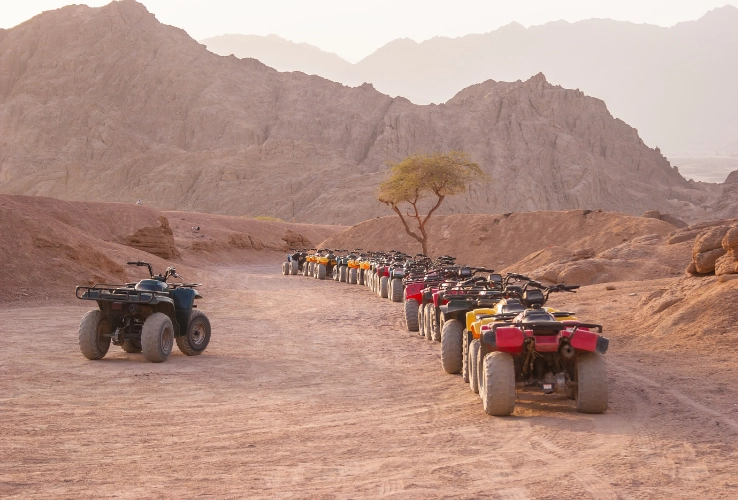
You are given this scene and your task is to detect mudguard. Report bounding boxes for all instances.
[404,283,424,302]
[482,326,525,354]
[569,328,610,353]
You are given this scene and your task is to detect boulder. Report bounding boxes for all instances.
[642,210,661,219]
[693,225,731,254]
[693,247,727,274]
[660,213,688,228]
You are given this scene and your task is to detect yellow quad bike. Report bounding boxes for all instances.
[360,255,373,288]
[346,251,363,285]
[314,249,337,280]
[464,285,578,395]
[303,250,317,277]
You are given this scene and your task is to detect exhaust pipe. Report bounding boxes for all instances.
[560,343,575,359]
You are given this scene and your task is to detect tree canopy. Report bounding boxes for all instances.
[377,151,486,255]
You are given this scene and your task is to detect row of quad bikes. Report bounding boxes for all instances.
[284,249,609,416]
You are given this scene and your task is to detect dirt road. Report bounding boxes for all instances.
[2,265,737,498]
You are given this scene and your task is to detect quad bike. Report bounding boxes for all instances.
[333,250,350,282]
[436,272,501,373]
[346,250,362,284]
[400,255,431,332]
[314,249,337,280]
[76,261,211,363]
[282,249,306,275]
[303,249,317,277]
[466,282,608,415]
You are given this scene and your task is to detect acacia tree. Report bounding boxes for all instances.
[377,151,486,255]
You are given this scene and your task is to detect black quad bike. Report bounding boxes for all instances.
[76,261,211,363]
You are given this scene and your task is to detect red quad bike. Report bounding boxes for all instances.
[476,285,609,416]
[425,264,477,343]
[401,255,431,332]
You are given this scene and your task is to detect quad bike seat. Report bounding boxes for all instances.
[500,299,525,314]
[135,279,169,292]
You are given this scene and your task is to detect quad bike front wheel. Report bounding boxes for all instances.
[379,276,389,298]
[404,299,419,332]
[576,352,609,414]
[79,310,111,360]
[441,319,463,374]
[281,262,289,275]
[481,352,516,416]
[468,339,481,394]
[462,333,470,383]
[349,268,357,284]
[317,263,327,280]
[177,310,211,356]
[290,261,299,275]
[390,279,403,302]
[141,313,174,363]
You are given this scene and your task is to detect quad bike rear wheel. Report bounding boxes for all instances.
[379,276,389,298]
[290,261,299,275]
[339,266,347,282]
[121,339,142,353]
[481,352,516,416]
[423,304,434,341]
[432,313,441,342]
[78,310,111,360]
[303,263,310,276]
[282,262,289,275]
[441,319,463,374]
[576,352,608,414]
[349,268,357,284]
[358,270,364,286]
[141,312,174,363]
[468,339,480,394]
[332,266,338,280]
[390,278,403,302]
[176,310,211,356]
[404,299,419,332]
[317,264,327,280]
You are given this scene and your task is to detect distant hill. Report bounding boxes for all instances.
[203,6,738,155]
[0,0,730,224]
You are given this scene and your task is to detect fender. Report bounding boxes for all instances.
[482,326,525,354]
[570,329,609,353]
[404,283,424,302]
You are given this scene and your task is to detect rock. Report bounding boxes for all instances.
[718,273,738,282]
[693,247,727,274]
[123,216,179,259]
[659,213,688,228]
[715,252,738,276]
[642,210,661,219]
[693,226,731,254]
[723,226,738,250]
[572,248,596,260]
[686,261,697,275]
[725,170,738,184]
[606,285,616,291]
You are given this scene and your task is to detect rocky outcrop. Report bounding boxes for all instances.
[123,216,180,259]
[641,210,688,228]
[686,222,738,275]
[0,1,716,225]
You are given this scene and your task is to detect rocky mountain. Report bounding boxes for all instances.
[204,6,738,155]
[0,0,729,224]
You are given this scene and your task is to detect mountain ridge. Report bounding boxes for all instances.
[203,5,738,154]
[0,0,730,224]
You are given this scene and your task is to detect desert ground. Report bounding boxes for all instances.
[2,260,738,499]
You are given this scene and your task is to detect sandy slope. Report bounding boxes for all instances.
[1,265,736,498]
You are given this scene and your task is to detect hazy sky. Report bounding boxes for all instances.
[3,0,737,62]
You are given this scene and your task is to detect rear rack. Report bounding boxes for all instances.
[75,285,165,304]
